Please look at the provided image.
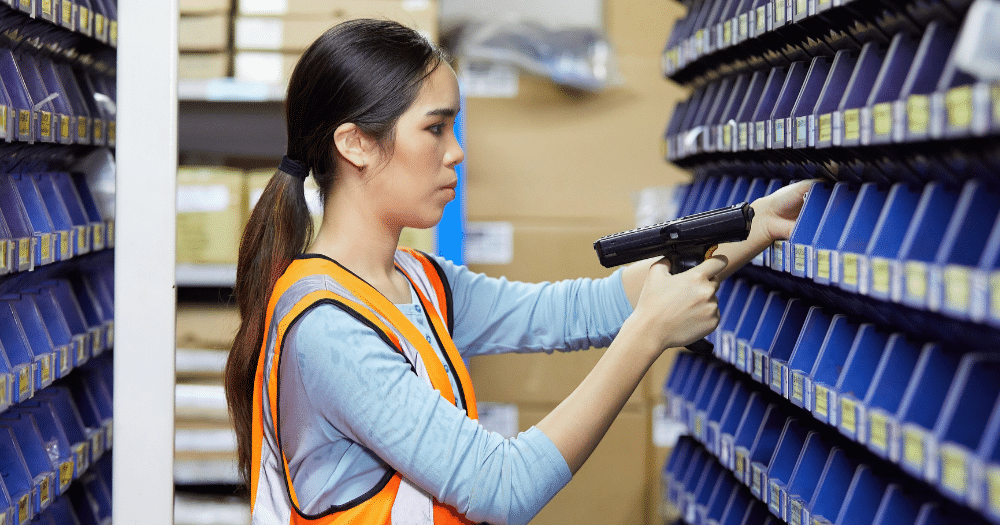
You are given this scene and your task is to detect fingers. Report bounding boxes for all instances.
[693,254,728,280]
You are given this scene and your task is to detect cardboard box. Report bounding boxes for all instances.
[177,166,246,265]
[468,347,651,408]
[178,52,230,79]
[235,8,438,52]
[174,419,238,464]
[180,0,231,15]
[179,15,230,52]
[463,57,690,224]
[237,0,437,35]
[465,219,623,283]
[519,404,651,525]
[176,305,241,350]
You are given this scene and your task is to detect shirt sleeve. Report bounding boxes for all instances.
[287,304,573,525]
[431,255,634,358]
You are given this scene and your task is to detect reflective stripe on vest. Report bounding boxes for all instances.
[250,249,477,524]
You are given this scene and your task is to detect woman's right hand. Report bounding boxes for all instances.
[626,255,728,353]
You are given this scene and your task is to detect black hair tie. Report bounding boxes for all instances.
[280,155,310,180]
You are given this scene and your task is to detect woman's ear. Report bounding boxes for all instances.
[333,123,374,170]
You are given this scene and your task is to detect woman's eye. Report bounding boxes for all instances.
[428,123,444,135]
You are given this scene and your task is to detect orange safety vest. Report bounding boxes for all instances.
[249,248,479,524]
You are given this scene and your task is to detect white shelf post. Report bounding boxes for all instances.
[114,0,179,522]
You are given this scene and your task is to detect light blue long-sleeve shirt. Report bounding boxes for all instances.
[277,255,633,524]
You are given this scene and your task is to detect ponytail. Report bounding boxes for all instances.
[225,163,312,488]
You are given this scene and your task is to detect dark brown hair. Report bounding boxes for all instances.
[225,18,446,488]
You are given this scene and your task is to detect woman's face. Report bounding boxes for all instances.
[369,64,465,230]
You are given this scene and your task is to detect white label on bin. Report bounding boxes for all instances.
[59,230,70,259]
[908,95,931,134]
[79,5,90,31]
[944,265,972,311]
[842,253,859,287]
[771,360,784,392]
[18,109,30,137]
[236,17,283,50]
[791,371,806,405]
[816,249,831,280]
[903,427,926,471]
[946,85,973,129]
[905,261,928,300]
[0,374,6,407]
[39,353,51,383]
[840,397,857,435]
[868,410,889,452]
[39,475,50,506]
[795,116,807,143]
[843,109,861,141]
[940,445,969,495]
[59,460,73,488]
[873,102,893,136]
[818,113,832,143]
[177,185,232,213]
[794,244,806,273]
[775,0,786,24]
[17,495,27,524]
[17,367,30,398]
[814,384,829,419]
[987,466,1000,514]
[63,1,73,25]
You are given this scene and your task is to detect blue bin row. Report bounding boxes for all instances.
[663,436,780,525]
[0,172,112,275]
[664,429,988,525]
[662,0,859,77]
[0,354,111,525]
[0,45,116,146]
[777,178,1000,325]
[676,175,1000,327]
[2,0,118,47]
[664,21,997,161]
[662,0,971,80]
[0,268,113,414]
[670,274,1000,521]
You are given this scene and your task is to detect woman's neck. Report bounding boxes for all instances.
[308,206,411,304]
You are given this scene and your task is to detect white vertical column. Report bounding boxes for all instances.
[114,0,178,522]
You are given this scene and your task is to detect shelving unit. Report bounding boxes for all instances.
[0,1,120,523]
[657,0,1000,523]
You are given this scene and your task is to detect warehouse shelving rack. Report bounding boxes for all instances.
[0,1,124,524]
[657,0,1000,523]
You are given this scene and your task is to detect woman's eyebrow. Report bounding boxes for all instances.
[425,107,459,117]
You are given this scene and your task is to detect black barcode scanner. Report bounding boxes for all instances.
[593,202,754,355]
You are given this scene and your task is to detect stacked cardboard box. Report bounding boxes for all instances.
[179,0,232,79]
[176,166,246,265]
[233,0,439,86]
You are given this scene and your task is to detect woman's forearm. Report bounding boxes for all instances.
[534,314,659,474]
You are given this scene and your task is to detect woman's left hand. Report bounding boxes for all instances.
[752,180,814,242]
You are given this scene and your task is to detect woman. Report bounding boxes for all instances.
[224,18,809,525]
